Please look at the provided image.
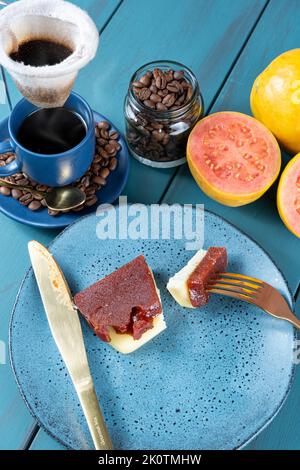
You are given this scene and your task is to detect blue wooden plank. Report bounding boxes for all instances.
[0,0,121,450]
[162,0,300,449]
[30,430,66,451]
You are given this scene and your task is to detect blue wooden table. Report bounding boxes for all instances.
[0,0,300,450]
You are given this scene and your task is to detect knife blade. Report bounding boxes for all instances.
[28,240,113,450]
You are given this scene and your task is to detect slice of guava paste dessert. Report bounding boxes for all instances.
[74,255,166,354]
[167,247,227,308]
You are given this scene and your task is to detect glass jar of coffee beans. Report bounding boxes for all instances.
[124,60,203,168]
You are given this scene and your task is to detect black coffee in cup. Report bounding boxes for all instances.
[10,39,73,67]
[17,108,87,154]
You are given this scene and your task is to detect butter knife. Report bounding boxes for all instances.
[28,240,113,450]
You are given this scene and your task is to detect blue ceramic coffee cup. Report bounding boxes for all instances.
[0,92,95,187]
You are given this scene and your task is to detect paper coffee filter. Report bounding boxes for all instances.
[0,0,99,107]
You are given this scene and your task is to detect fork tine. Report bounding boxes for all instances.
[218,272,264,285]
[208,287,256,303]
[208,282,258,297]
[208,276,261,292]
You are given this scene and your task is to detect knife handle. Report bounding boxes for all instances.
[76,383,113,450]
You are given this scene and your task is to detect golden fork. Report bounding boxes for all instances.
[207,272,300,329]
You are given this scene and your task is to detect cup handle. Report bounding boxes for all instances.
[0,140,21,176]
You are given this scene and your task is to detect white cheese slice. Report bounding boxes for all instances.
[107,312,166,354]
[107,276,166,354]
[167,249,207,308]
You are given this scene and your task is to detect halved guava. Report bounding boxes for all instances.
[277,153,300,238]
[187,112,281,206]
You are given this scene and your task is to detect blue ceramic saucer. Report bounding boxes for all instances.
[0,111,129,229]
[9,209,295,449]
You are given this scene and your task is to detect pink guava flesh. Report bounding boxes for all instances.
[188,112,280,195]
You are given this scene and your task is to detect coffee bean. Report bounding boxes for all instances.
[0,186,10,196]
[92,175,106,186]
[149,84,158,94]
[151,122,164,130]
[5,155,15,164]
[97,137,107,146]
[19,193,33,205]
[105,143,117,155]
[139,87,151,101]
[157,89,169,97]
[162,93,176,107]
[100,128,110,140]
[152,130,165,142]
[92,163,101,174]
[153,68,161,80]
[100,167,110,179]
[93,154,102,164]
[48,209,59,216]
[16,178,29,186]
[81,175,90,187]
[97,121,110,130]
[165,70,174,82]
[155,75,167,90]
[100,148,110,159]
[36,184,48,191]
[109,158,117,171]
[33,194,44,201]
[86,195,98,207]
[167,80,182,93]
[12,189,22,199]
[109,130,119,140]
[150,93,162,103]
[139,74,151,87]
[28,200,42,211]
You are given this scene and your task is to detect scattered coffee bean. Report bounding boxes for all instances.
[0,121,120,215]
[0,186,10,196]
[11,189,22,199]
[100,167,110,179]
[28,200,42,211]
[109,158,117,171]
[97,121,110,130]
[92,175,106,186]
[86,195,98,207]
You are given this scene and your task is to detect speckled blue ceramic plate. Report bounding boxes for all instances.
[0,111,129,229]
[9,209,295,449]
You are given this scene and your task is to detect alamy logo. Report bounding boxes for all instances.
[96,197,204,251]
